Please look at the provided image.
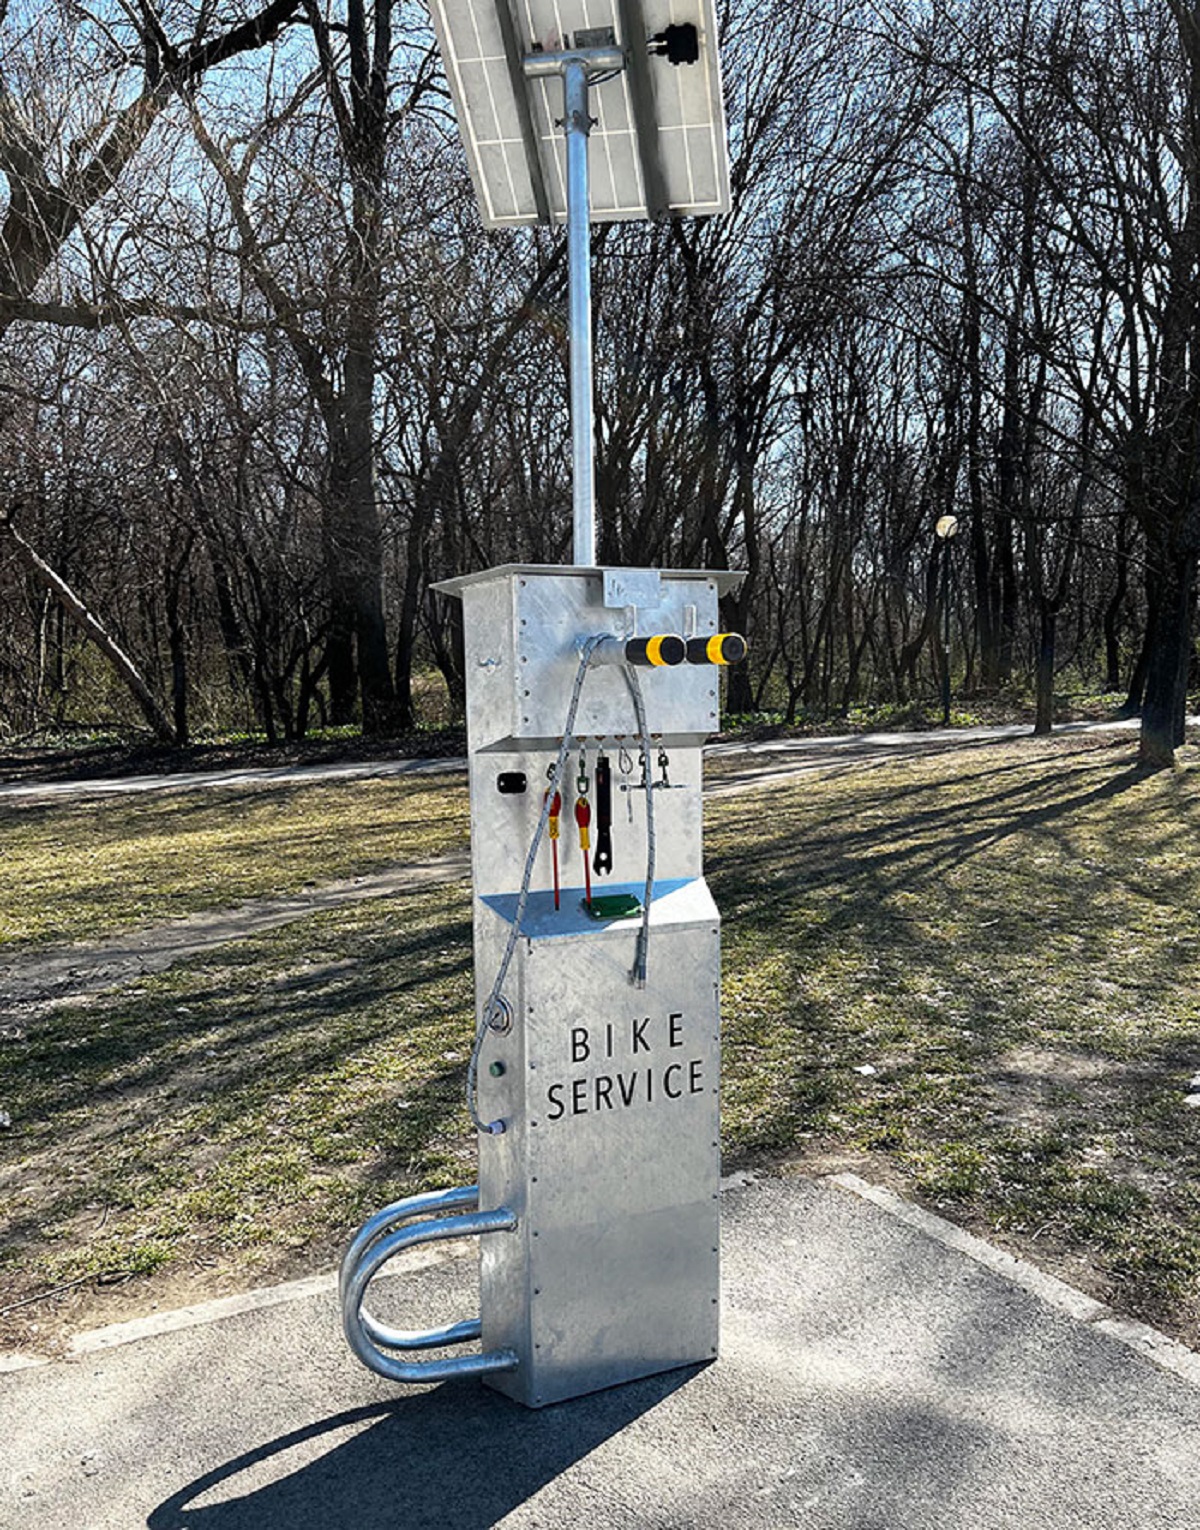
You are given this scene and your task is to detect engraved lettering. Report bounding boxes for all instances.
[689,1058,704,1094]
[605,1023,614,1059]
[572,1027,590,1063]
[572,1077,589,1115]
[664,1062,683,1098]
[617,1072,638,1106]
[594,1075,614,1110]
[632,1017,650,1054]
[547,1084,565,1121]
[669,1012,684,1047]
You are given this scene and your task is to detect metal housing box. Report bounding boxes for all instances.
[434,564,739,1407]
[475,885,720,1407]
[436,563,740,753]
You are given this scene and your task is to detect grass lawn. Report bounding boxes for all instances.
[2,732,1199,1352]
[0,773,468,949]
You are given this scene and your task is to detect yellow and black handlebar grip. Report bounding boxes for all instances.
[686,633,747,666]
[624,634,687,667]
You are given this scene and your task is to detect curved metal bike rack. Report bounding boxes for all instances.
[340,1184,519,1384]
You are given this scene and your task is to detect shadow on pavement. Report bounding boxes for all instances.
[147,1367,701,1530]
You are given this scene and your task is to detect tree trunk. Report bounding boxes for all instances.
[1033,606,1055,736]
[1139,544,1195,766]
[1104,514,1132,692]
[2,512,176,744]
[164,540,193,747]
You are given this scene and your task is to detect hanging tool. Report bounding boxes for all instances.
[658,746,671,790]
[574,749,592,908]
[545,766,562,910]
[619,742,634,822]
[593,749,613,876]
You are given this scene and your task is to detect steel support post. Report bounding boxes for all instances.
[563,57,596,567]
[941,549,951,727]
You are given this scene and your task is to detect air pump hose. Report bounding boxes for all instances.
[464,633,658,1134]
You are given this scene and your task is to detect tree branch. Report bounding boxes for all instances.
[0,507,176,744]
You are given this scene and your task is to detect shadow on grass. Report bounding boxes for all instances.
[6,899,474,1120]
[710,741,1200,1330]
[0,887,480,1286]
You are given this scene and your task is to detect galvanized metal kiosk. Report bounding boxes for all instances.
[340,0,738,1408]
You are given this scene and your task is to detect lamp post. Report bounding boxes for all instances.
[935,514,959,726]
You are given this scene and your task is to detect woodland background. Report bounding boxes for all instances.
[1,0,1199,765]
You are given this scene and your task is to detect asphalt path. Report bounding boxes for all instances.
[3,1173,1199,1529]
[0,716,1148,805]
[5,718,1198,1528]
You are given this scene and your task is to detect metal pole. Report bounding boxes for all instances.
[563,57,596,567]
[941,545,952,727]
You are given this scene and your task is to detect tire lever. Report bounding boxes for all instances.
[593,750,613,875]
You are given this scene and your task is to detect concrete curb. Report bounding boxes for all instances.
[829,1172,1200,1387]
[6,1170,1197,1394]
[0,1237,478,1374]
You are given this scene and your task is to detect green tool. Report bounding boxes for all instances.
[584,893,643,921]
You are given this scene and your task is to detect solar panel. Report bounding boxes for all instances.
[426,0,731,228]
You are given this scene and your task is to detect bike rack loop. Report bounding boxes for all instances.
[340,1184,519,1384]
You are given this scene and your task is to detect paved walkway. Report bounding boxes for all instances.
[3,1173,1199,1530]
[0,849,472,1016]
[0,717,1152,805]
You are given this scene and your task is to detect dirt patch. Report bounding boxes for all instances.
[987,1046,1154,1131]
[0,849,470,1019]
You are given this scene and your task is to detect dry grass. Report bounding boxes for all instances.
[2,731,1199,1350]
[0,774,468,949]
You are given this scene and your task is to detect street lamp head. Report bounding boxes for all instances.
[935,514,960,540]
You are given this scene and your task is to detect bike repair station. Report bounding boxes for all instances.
[340,0,741,1408]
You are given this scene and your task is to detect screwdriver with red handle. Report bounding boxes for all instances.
[546,782,562,910]
[574,752,592,909]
